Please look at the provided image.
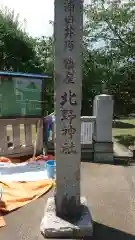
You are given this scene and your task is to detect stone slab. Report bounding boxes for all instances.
[94,142,113,153]
[40,197,93,238]
[94,152,114,163]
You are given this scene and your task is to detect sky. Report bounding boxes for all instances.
[0,0,91,37]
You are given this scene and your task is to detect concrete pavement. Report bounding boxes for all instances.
[0,162,135,239]
[113,139,132,157]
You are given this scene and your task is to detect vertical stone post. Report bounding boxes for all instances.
[93,94,114,162]
[40,0,93,238]
[55,0,82,219]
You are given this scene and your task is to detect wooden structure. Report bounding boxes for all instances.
[0,116,96,159]
[0,71,51,158]
[0,118,43,158]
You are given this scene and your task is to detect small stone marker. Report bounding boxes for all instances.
[40,0,93,238]
[93,94,114,163]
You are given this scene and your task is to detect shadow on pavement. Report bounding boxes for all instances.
[113,121,135,129]
[90,222,135,240]
[82,157,135,166]
[56,222,135,239]
[114,135,135,148]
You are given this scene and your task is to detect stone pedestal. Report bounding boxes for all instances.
[94,142,113,163]
[40,197,93,238]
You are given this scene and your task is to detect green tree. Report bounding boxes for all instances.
[0,7,41,73]
[34,36,54,113]
[0,7,54,114]
[83,0,135,116]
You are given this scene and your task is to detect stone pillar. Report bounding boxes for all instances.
[93,94,114,163]
[40,0,93,238]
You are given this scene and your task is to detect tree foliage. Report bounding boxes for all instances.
[83,0,135,116]
[0,7,41,73]
[0,7,53,113]
[34,36,54,113]
[1,2,135,116]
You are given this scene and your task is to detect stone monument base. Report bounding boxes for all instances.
[40,197,93,238]
[94,142,114,163]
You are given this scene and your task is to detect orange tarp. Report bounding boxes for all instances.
[0,180,53,228]
[0,155,55,228]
